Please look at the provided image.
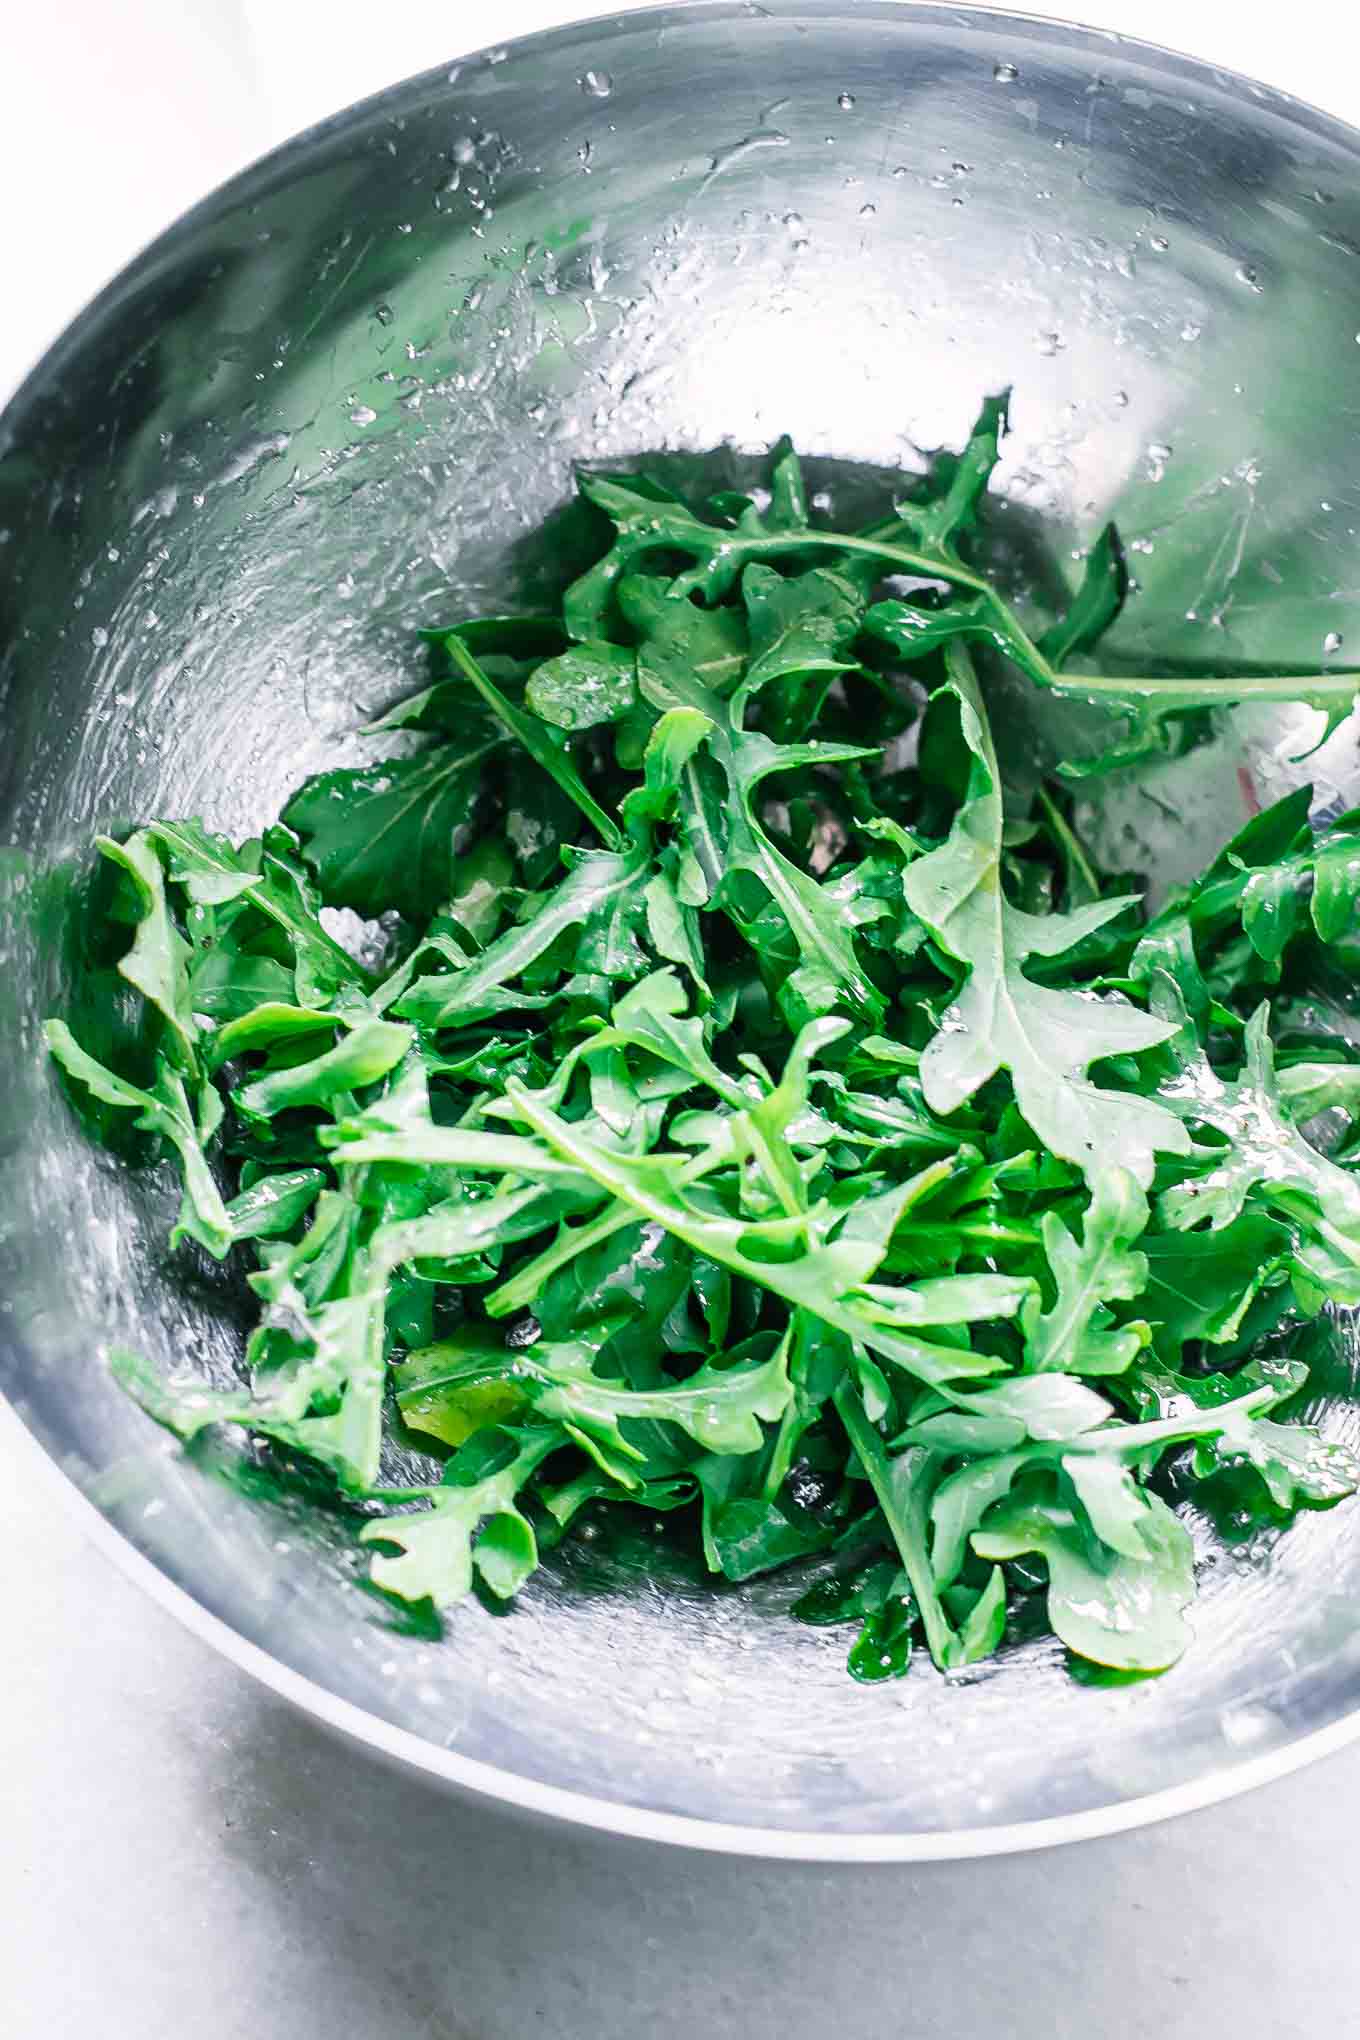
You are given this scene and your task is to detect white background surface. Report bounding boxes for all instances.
[7,4,1360,2036]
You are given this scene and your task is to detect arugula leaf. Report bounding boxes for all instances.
[903,647,1189,1186]
[836,1381,1002,1671]
[1199,1405,1360,1511]
[703,1491,839,1583]
[145,818,267,907]
[252,838,371,1004]
[361,1427,561,1607]
[233,1018,413,1121]
[1021,1168,1149,1375]
[225,1168,327,1241]
[1278,1060,1360,1122]
[394,1333,529,1447]
[394,845,651,1028]
[1157,996,1360,1300]
[98,831,198,1070]
[525,641,637,730]
[443,632,622,851]
[1038,525,1129,667]
[738,563,863,737]
[972,1479,1195,1672]
[526,1327,792,1463]
[46,1021,231,1255]
[283,741,499,921]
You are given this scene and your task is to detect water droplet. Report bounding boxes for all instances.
[1324,630,1345,654]
[1146,441,1173,481]
[349,403,377,426]
[1036,330,1065,356]
[859,201,877,217]
[892,164,908,178]
[1221,1703,1278,1747]
[994,60,1019,82]
[1149,232,1169,252]
[91,626,108,648]
[837,91,855,110]
[373,301,394,326]
[1235,263,1264,292]
[1113,389,1129,406]
[581,68,612,97]
[951,161,972,175]
[1180,320,1202,342]
[578,140,593,168]
[783,210,809,244]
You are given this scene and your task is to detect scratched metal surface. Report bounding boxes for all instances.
[4,2,1360,1852]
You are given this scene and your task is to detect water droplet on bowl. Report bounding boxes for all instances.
[1149,232,1169,252]
[349,404,377,427]
[1235,263,1264,292]
[1324,630,1345,655]
[374,301,394,326]
[581,68,612,97]
[994,60,1019,82]
[837,91,855,110]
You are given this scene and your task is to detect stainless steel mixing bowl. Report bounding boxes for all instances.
[6,1,1360,1860]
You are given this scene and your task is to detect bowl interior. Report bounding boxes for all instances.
[6,1,1360,1852]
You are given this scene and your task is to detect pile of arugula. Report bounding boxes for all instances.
[47,399,1360,1682]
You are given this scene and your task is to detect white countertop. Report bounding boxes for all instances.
[7,5,1360,2034]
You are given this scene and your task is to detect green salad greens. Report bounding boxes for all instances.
[47,399,1360,1682]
